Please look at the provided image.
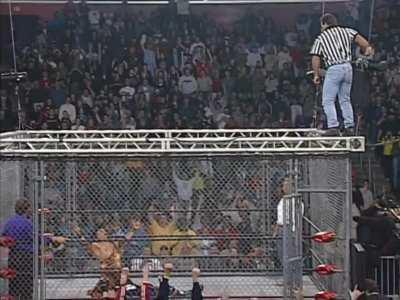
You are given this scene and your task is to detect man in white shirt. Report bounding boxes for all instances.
[59,96,76,124]
[81,89,94,108]
[178,68,198,95]
[88,9,100,28]
[359,180,374,209]
[277,46,293,70]
[177,0,190,16]
[246,46,262,69]
[273,178,304,267]
[173,169,196,202]
[264,73,279,95]
[285,31,298,48]
[276,196,304,233]
[119,79,136,102]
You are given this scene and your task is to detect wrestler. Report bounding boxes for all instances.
[116,262,204,300]
[115,263,157,300]
[73,226,123,299]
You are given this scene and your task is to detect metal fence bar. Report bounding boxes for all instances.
[375,256,400,298]
[40,161,47,300]
[304,157,349,297]
[344,158,352,294]
[33,161,40,300]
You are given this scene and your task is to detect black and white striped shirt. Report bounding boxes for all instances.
[310,26,358,68]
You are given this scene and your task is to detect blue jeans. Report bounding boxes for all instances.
[322,63,354,129]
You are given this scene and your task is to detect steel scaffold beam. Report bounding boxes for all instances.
[0,129,365,156]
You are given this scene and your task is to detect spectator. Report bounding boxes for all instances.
[352,184,364,239]
[81,88,94,108]
[125,215,150,265]
[119,79,136,102]
[243,246,268,270]
[196,70,212,97]
[60,117,72,130]
[381,131,396,179]
[246,45,262,69]
[277,46,293,70]
[236,209,253,255]
[45,107,60,129]
[220,239,240,270]
[179,68,198,96]
[58,96,76,123]
[71,118,85,130]
[359,180,374,209]
[49,80,67,107]
[148,209,176,255]
[173,167,196,202]
[171,218,199,257]
[263,47,278,73]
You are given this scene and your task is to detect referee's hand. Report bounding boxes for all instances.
[365,46,375,57]
[313,76,321,85]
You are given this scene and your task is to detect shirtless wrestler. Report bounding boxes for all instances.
[73,226,123,299]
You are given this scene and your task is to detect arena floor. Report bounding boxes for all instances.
[44,275,319,299]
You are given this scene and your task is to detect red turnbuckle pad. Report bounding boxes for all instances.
[311,231,336,243]
[0,268,17,279]
[314,264,342,275]
[0,295,16,300]
[314,291,337,300]
[0,236,16,248]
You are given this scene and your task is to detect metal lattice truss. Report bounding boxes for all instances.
[0,129,365,156]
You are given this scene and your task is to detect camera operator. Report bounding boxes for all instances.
[349,279,381,300]
[353,201,400,290]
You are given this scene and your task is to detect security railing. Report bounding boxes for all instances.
[375,256,400,298]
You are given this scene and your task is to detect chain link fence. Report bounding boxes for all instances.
[0,161,38,299]
[282,193,303,298]
[302,157,351,298]
[0,155,351,299]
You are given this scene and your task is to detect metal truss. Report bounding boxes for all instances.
[8,0,351,4]
[0,129,365,157]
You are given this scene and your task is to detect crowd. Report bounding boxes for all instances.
[0,0,331,132]
[0,1,398,187]
[44,160,278,275]
[357,2,400,193]
[351,16,400,278]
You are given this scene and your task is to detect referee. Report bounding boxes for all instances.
[310,13,374,136]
